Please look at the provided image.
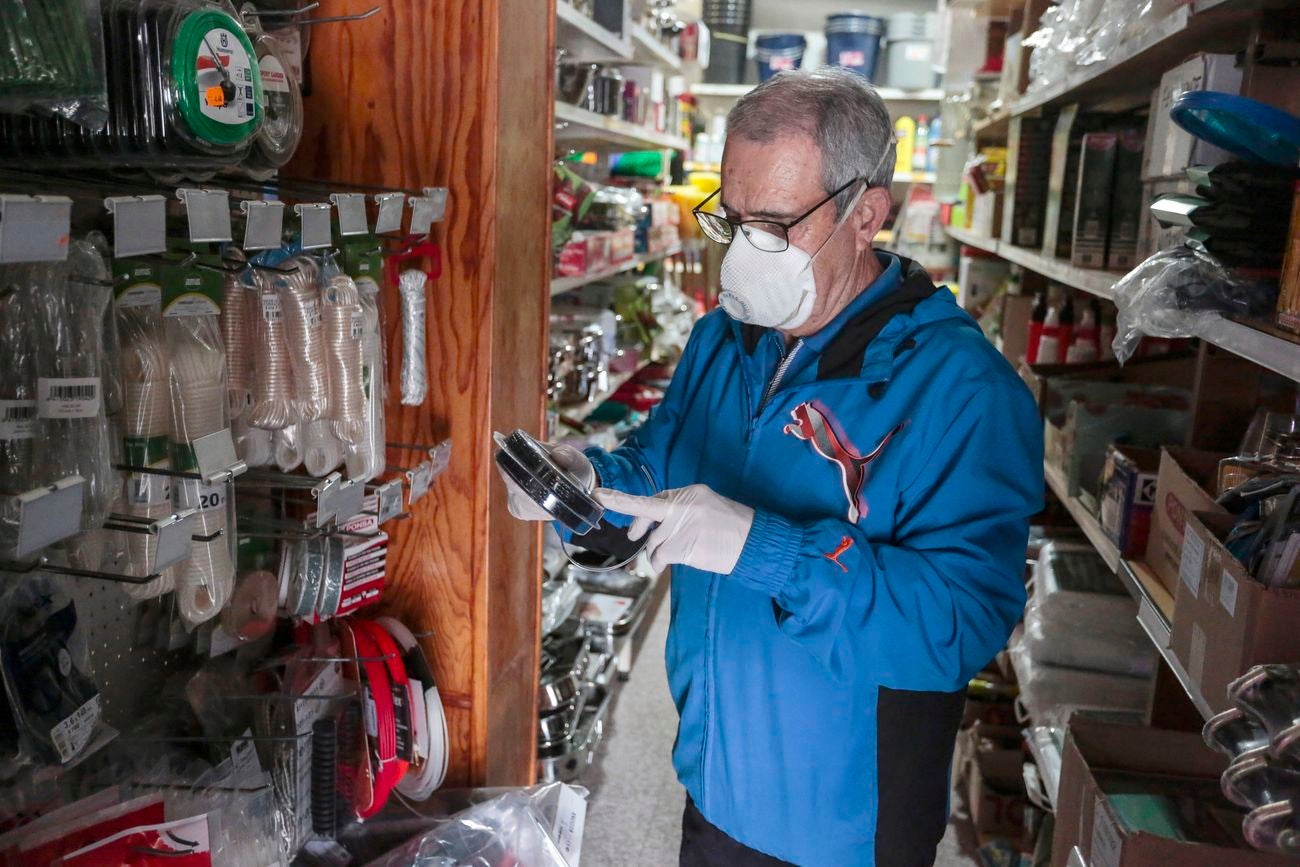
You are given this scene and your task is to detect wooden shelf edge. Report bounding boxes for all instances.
[1044,460,1120,571]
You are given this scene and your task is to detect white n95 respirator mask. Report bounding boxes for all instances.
[718,177,871,330]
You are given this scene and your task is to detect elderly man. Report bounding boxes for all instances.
[506,68,1042,866]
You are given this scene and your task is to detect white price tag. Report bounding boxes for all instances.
[154,510,197,571]
[330,193,369,236]
[552,784,587,867]
[1179,525,1205,598]
[304,298,322,329]
[177,188,233,243]
[407,461,434,505]
[376,480,404,523]
[319,478,364,525]
[16,477,84,558]
[350,309,364,339]
[1220,568,1239,616]
[261,292,283,322]
[50,694,101,764]
[37,377,101,419]
[0,195,71,263]
[0,399,35,440]
[176,480,227,513]
[373,192,406,234]
[105,195,167,258]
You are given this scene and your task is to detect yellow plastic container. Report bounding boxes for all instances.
[894,116,916,178]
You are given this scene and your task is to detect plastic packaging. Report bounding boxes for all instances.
[116,300,177,598]
[243,25,303,178]
[346,274,386,481]
[1111,246,1279,363]
[222,269,253,420]
[0,269,40,559]
[1024,541,1157,677]
[233,414,273,467]
[35,241,118,562]
[274,422,303,472]
[278,256,329,421]
[322,272,366,444]
[398,268,428,406]
[302,418,344,476]
[0,0,109,128]
[247,269,297,430]
[165,304,234,625]
[1008,624,1152,728]
[367,783,588,867]
[0,575,107,774]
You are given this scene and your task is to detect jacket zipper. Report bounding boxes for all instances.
[757,338,803,416]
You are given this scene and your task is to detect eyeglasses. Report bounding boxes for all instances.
[691,177,865,253]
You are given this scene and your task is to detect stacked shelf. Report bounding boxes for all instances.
[1043,459,1214,719]
[556,1,631,60]
[555,103,691,153]
[689,83,944,102]
[945,226,1300,383]
[550,244,682,296]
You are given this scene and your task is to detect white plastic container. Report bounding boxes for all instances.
[885,12,937,91]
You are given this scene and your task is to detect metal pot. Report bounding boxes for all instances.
[538,708,574,748]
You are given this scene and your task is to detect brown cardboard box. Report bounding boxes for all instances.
[1142,54,1243,180]
[1099,445,1160,559]
[1170,511,1300,714]
[1051,719,1294,867]
[966,723,1027,844]
[1144,447,1228,597]
[999,293,1035,365]
[1018,354,1197,419]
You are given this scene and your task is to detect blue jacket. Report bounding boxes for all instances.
[585,254,1042,866]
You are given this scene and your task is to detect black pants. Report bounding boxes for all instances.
[679,797,795,867]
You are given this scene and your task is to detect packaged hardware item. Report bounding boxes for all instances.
[321,270,365,444]
[0,269,40,559]
[241,21,303,178]
[0,0,109,127]
[346,265,386,481]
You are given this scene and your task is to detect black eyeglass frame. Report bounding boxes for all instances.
[690,177,866,252]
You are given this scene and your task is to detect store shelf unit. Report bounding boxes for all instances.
[689,83,944,102]
[550,244,682,296]
[556,1,632,60]
[629,23,682,71]
[945,226,1300,383]
[558,359,650,422]
[1044,460,1215,720]
[554,102,691,152]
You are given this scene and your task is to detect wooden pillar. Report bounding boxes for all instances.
[289,0,553,786]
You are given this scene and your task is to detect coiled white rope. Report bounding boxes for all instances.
[345,277,385,482]
[398,269,427,406]
[168,320,234,626]
[222,272,252,420]
[280,256,330,421]
[322,274,365,444]
[274,422,303,472]
[119,320,175,599]
[233,415,273,467]
[246,271,297,430]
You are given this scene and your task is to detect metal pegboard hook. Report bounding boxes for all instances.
[0,556,165,586]
[296,6,381,25]
[242,1,321,16]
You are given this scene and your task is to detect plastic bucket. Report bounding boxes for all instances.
[885,12,936,90]
[825,12,884,81]
[754,33,806,81]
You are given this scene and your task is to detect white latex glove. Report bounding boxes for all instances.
[594,485,754,575]
[499,443,596,521]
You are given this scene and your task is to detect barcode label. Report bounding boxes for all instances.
[262,293,283,322]
[37,377,101,418]
[304,299,322,330]
[0,399,35,439]
[350,310,364,340]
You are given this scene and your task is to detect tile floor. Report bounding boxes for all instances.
[581,593,980,867]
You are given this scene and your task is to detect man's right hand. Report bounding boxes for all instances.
[499,442,596,521]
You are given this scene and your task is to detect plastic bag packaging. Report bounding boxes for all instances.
[0,575,108,776]
[115,302,176,599]
[346,274,386,481]
[233,415,273,468]
[1073,0,1125,68]
[366,783,588,867]
[1024,541,1156,677]
[541,576,581,636]
[243,26,304,180]
[0,0,109,128]
[303,418,344,476]
[222,270,254,421]
[322,271,366,444]
[274,422,303,472]
[279,256,330,421]
[166,312,234,626]
[1008,624,1152,728]
[247,270,297,430]
[35,241,118,565]
[399,269,428,406]
[0,268,40,559]
[1112,246,1279,363]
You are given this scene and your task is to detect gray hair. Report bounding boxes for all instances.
[726,67,896,217]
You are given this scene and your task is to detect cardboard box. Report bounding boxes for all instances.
[1072,132,1118,269]
[998,293,1035,365]
[1106,128,1146,271]
[971,190,1003,238]
[966,723,1028,844]
[1019,354,1197,418]
[1001,115,1055,249]
[1099,445,1160,559]
[957,249,1011,312]
[1145,447,1229,598]
[1142,54,1243,180]
[1051,719,1295,867]
[1170,511,1300,714]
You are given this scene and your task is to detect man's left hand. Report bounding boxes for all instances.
[594,485,754,575]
